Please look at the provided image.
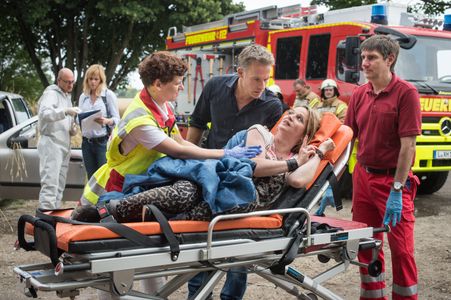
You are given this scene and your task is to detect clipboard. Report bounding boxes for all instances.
[78,109,102,132]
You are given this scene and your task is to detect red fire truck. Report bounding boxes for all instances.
[166,3,451,195]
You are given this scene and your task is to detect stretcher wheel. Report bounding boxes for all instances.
[306,293,318,300]
[368,260,382,277]
[317,254,330,263]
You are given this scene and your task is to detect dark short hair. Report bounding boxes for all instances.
[360,35,400,72]
[139,51,187,86]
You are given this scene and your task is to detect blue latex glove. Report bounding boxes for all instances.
[315,185,335,216]
[223,142,262,159]
[383,190,403,227]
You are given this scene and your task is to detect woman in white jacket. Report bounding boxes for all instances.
[78,64,120,179]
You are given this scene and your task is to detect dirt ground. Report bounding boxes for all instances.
[1,176,450,300]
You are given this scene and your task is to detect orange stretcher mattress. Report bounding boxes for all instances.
[26,210,283,252]
[26,210,367,253]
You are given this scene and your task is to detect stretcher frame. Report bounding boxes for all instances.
[14,211,383,300]
[14,123,385,300]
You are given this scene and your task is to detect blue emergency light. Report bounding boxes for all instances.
[371,4,388,25]
[444,9,451,31]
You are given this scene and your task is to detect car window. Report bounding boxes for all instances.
[11,97,32,124]
[0,101,13,133]
[306,34,330,80]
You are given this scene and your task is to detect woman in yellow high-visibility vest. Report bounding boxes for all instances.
[77,51,260,209]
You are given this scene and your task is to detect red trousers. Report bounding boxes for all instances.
[353,163,418,300]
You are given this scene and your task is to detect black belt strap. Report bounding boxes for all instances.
[326,166,342,211]
[143,204,180,261]
[270,230,303,275]
[35,208,155,248]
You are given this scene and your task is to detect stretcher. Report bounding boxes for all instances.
[14,117,387,300]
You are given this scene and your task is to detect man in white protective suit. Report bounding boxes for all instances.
[37,68,80,209]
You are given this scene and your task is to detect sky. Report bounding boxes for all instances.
[234,0,419,11]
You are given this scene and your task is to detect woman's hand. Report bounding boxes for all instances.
[95,117,113,126]
[297,136,316,165]
[318,138,336,155]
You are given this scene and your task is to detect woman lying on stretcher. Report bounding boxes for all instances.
[72,106,335,222]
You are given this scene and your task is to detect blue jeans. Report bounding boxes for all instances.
[81,137,107,179]
[188,267,247,300]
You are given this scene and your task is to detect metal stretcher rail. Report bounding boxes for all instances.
[204,207,311,259]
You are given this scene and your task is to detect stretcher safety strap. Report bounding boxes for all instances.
[326,163,342,211]
[35,208,156,248]
[143,204,180,261]
[269,229,303,275]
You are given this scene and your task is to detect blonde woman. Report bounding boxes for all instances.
[78,64,120,178]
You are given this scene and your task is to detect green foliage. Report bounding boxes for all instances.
[311,0,377,10]
[409,0,449,16]
[0,8,46,105]
[0,48,46,105]
[0,0,244,102]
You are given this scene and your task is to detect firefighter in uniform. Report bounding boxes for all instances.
[292,78,321,108]
[345,35,420,299]
[316,79,348,122]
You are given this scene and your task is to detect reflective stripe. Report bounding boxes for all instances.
[360,288,387,298]
[118,108,150,138]
[88,179,106,196]
[361,273,385,283]
[336,103,347,115]
[393,284,417,297]
[310,98,320,108]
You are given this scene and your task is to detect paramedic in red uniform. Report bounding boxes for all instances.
[344,35,421,299]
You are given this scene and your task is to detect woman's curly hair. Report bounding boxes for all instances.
[139,51,188,86]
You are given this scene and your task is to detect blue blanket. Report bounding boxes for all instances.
[99,156,256,214]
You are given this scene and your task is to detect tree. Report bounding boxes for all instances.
[409,0,449,16]
[1,0,244,101]
[0,7,46,105]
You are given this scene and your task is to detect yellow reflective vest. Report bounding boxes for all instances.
[81,91,179,204]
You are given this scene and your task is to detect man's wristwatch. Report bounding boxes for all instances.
[393,181,404,192]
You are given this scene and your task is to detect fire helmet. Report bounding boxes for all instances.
[321,79,338,90]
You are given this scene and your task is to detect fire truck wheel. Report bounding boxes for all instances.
[417,171,448,195]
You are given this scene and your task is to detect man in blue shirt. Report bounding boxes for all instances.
[187,44,283,300]
[187,45,283,149]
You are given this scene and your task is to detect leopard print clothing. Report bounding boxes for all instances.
[115,175,286,222]
[115,180,206,222]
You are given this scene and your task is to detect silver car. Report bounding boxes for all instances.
[0,116,86,201]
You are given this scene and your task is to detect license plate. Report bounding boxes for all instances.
[434,150,451,159]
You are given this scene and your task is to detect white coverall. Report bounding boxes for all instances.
[37,84,76,209]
